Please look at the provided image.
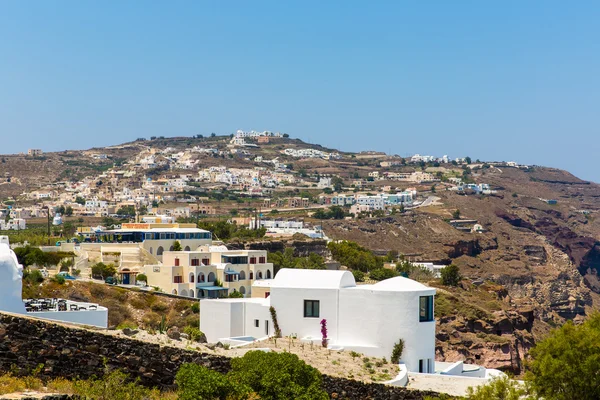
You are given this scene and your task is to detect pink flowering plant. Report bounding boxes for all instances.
[321,319,328,348]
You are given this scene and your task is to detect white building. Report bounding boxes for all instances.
[356,195,385,210]
[317,177,332,188]
[0,219,26,230]
[200,269,436,373]
[0,236,108,328]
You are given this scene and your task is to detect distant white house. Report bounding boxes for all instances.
[0,219,26,230]
[200,269,437,373]
[0,237,108,328]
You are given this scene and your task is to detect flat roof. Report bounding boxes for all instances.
[105,227,210,233]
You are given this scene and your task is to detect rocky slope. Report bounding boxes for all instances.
[322,166,600,374]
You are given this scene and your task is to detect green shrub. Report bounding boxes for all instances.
[73,369,165,400]
[465,376,526,400]
[190,302,200,314]
[440,264,461,286]
[390,338,404,364]
[228,351,328,400]
[183,326,205,342]
[136,273,147,283]
[176,363,248,400]
[150,302,169,313]
[369,268,398,281]
[352,270,365,282]
[129,297,147,310]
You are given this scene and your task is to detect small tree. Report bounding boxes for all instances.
[136,273,147,284]
[440,264,461,286]
[526,312,600,400]
[91,262,117,280]
[172,241,182,251]
[228,290,243,298]
[452,209,461,219]
[390,338,405,364]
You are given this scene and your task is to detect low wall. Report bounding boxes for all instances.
[0,313,443,399]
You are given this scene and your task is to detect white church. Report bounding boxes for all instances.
[0,236,108,328]
[201,268,436,373]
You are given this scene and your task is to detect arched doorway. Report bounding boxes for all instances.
[257,271,263,279]
[239,270,246,280]
[189,273,195,283]
[149,247,153,255]
[207,272,216,282]
[157,246,164,256]
[189,290,194,298]
[181,289,188,297]
[198,272,205,282]
[266,269,272,279]
[239,286,246,295]
[184,246,191,251]
[169,245,174,251]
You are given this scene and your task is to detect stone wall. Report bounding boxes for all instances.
[0,313,230,388]
[0,313,443,400]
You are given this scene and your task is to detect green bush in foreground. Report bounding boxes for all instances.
[526,312,600,400]
[465,376,526,400]
[229,351,327,400]
[176,363,248,400]
[176,351,328,400]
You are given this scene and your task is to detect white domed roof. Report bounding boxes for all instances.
[370,276,435,293]
[271,269,356,290]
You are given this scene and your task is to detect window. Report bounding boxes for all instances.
[249,257,257,264]
[174,258,180,266]
[191,258,199,266]
[202,258,210,266]
[254,319,259,328]
[259,256,266,264]
[304,300,320,318]
[419,296,434,322]
[249,272,254,280]
[173,276,183,283]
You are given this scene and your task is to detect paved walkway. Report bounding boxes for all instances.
[406,373,488,396]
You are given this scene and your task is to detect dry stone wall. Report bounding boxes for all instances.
[0,313,443,400]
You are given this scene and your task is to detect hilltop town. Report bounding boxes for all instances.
[2,131,600,397]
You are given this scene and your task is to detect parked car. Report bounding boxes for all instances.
[105,276,117,285]
[56,271,76,280]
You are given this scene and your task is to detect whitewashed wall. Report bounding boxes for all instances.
[338,287,436,372]
[269,288,339,340]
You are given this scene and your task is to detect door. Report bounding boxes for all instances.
[123,274,130,285]
[265,320,269,336]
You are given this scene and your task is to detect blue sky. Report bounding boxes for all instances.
[1,1,599,181]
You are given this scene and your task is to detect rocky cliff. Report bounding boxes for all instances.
[322,166,600,374]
